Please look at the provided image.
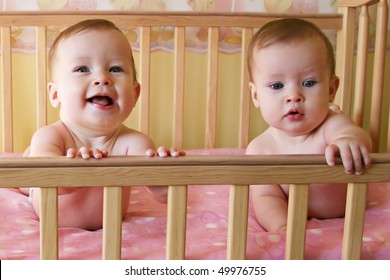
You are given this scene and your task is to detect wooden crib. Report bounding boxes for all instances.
[0,0,389,260]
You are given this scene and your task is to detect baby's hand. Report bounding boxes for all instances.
[66,147,109,159]
[325,138,371,175]
[145,146,186,157]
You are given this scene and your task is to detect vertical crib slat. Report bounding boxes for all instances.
[239,28,252,149]
[205,27,219,149]
[139,26,151,135]
[102,186,122,260]
[173,27,185,149]
[227,185,249,260]
[285,184,308,260]
[341,182,367,260]
[336,7,356,116]
[166,185,188,260]
[36,26,48,129]
[0,26,13,153]
[40,187,58,260]
[370,0,388,151]
[352,6,369,127]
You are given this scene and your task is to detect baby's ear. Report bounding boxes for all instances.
[249,82,260,108]
[134,83,141,100]
[328,76,339,102]
[48,82,60,108]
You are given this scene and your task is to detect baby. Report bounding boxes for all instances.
[22,19,184,230]
[246,18,372,232]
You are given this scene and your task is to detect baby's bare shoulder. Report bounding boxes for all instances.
[324,109,353,124]
[246,131,273,155]
[320,110,357,135]
[115,126,156,154]
[32,121,68,141]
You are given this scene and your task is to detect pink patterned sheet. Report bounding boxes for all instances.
[0,149,390,260]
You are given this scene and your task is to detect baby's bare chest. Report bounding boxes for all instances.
[272,136,327,154]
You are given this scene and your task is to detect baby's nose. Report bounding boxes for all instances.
[286,90,304,102]
[287,96,303,102]
[93,73,112,86]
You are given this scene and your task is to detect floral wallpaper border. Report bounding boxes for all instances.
[0,0,388,53]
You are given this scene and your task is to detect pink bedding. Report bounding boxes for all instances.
[0,149,389,260]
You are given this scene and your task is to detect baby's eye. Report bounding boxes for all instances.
[269,82,284,90]
[74,66,89,73]
[109,66,123,73]
[302,80,317,87]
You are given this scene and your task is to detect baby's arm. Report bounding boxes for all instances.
[29,125,66,157]
[246,135,288,231]
[251,184,288,232]
[28,126,78,195]
[324,111,372,175]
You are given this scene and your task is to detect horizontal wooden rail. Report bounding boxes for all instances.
[0,154,389,187]
[0,11,342,29]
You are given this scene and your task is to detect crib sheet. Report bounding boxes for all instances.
[0,149,390,260]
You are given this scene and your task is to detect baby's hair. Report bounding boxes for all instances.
[49,19,137,82]
[247,18,335,81]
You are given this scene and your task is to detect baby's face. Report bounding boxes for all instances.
[49,29,139,135]
[249,38,338,136]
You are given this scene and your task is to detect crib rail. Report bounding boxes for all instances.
[0,11,343,28]
[0,153,389,260]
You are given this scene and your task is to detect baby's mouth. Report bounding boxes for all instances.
[87,96,114,106]
[288,110,300,116]
[284,108,304,119]
[286,107,302,116]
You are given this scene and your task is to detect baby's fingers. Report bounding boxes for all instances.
[145,147,186,157]
[89,148,108,159]
[66,148,77,158]
[77,147,91,159]
[342,144,371,175]
[169,147,186,157]
[325,143,355,174]
[325,144,339,167]
[326,143,371,175]
[145,148,156,157]
[360,144,371,168]
[156,146,168,157]
[346,145,363,175]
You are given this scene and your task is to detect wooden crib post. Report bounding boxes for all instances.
[139,27,151,135]
[335,6,356,116]
[239,28,253,149]
[173,27,185,149]
[227,185,249,260]
[205,27,219,149]
[36,26,48,129]
[341,182,367,260]
[40,187,58,260]
[166,185,188,260]
[370,0,388,152]
[352,5,369,127]
[102,186,123,260]
[0,26,13,153]
[285,184,309,260]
